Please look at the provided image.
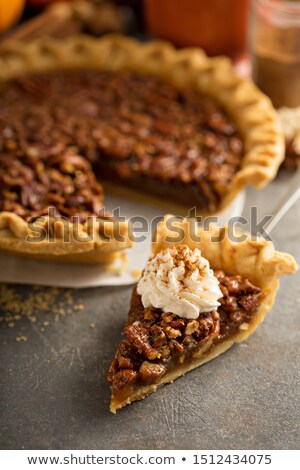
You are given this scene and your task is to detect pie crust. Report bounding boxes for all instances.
[0,34,284,262]
[0,211,133,264]
[109,215,297,412]
[153,215,297,332]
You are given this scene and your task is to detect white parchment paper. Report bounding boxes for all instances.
[0,191,245,287]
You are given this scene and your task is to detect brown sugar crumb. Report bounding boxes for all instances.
[73,304,84,311]
[107,252,128,276]
[0,285,85,338]
[131,269,142,281]
[16,336,28,343]
[90,323,96,329]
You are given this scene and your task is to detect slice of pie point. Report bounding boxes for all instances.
[108,216,297,413]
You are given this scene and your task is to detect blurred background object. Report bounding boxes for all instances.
[2,0,129,42]
[251,0,300,109]
[26,0,74,8]
[0,0,25,33]
[1,0,299,170]
[143,0,251,58]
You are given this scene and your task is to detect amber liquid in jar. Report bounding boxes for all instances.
[251,0,300,108]
[144,0,250,58]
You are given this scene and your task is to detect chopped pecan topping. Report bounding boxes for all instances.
[108,270,261,392]
[110,370,138,391]
[164,326,182,339]
[117,355,134,370]
[124,323,160,361]
[0,70,243,217]
[169,339,184,354]
[239,295,261,314]
[0,149,104,222]
[139,361,166,385]
[215,271,261,337]
[149,324,167,350]
[185,320,200,336]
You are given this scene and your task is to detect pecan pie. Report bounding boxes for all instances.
[108,218,297,412]
[0,35,284,262]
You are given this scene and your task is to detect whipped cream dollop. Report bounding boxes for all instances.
[137,245,223,320]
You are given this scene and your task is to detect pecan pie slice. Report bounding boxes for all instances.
[0,35,284,262]
[108,218,297,412]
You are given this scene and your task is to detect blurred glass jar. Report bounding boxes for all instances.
[143,0,250,58]
[251,0,300,108]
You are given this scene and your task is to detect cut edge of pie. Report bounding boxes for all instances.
[109,339,240,414]
[109,215,297,413]
[0,34,284,262]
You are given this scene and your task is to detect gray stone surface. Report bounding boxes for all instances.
[0,173,299,450]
